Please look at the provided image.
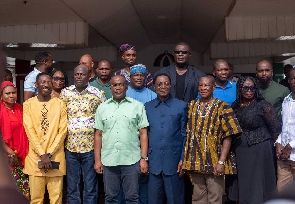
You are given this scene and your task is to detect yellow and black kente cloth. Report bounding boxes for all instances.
[182,98,242,175]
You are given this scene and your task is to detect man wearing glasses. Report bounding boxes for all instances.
[154,42,205,103]
[94,75,149,203]
[145,73,188,204]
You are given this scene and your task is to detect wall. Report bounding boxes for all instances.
[56,44,203,85]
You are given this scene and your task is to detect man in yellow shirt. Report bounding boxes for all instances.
[23,72,68,204]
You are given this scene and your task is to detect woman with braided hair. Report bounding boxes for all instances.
[230,76,281,203]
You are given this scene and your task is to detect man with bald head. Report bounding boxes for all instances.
[182,75,242,204]
[155,42,205,102]
[79,54,97,83]
[256,60,290,117]
[60,64,106,204]
[90,59,113,99]
[212,59,236,106]
[198,59,236,106]
[94,75,149,203]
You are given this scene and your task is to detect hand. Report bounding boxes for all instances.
[139,159,148,174]
[276,143,284,158]
[8,154,19,166]
[177,160,184,177]
[40,154,52,170]
[280,144,292,160]
[214,163,225,176]
[94,160,103,174]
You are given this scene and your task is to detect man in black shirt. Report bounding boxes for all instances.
[155,42,205,102]
[154,42,205,204]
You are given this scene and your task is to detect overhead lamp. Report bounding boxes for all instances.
[6,43,19,47]
[276,36,295,40]
[281,53,295,56]
[30,43,58,47]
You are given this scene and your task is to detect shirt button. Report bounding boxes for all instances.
[162,150,164,153]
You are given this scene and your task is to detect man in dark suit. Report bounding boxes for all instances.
[145,73,188,204]
[154,42,205,102]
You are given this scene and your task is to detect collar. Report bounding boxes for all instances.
[154,94,173,107]
[286,93,294,101]
[97,78,111,87]
[34,67,42,73]
[258,80,273,90]
[128,86,146,93]
[215,79,232,89]
[69,83,91,92]
[107,96,133,104]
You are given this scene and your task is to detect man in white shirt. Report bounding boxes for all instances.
[276,68,295,191]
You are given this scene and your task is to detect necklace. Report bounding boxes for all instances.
[5,105,14,114]
[240,99,255,107]
[192,98,217,152]
[197,98,215,118]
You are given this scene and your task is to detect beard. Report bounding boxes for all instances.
[258,76,272,85]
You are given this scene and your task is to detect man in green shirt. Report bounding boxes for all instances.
[93,75,149,203]
[256,60,290,117]
[90,60,112,99]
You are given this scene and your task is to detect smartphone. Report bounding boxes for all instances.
[38,160,60,169]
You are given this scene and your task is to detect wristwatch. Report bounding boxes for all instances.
[218,161,225,166]
[141,156,148,161]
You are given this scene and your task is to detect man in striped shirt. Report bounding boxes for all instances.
[182,75,242,204]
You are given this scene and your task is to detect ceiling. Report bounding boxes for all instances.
[2,0,295,63]
[0,0,233,53]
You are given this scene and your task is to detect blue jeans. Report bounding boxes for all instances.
[66,149,98,204]
[103,162,140,204]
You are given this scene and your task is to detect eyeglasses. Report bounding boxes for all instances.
[155,82,171,88]
[110,83,126,88]
[53,77,65,82]
[173,50,190,55]
[242,86,257,92]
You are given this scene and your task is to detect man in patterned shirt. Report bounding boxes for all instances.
[182,76,242,204]
[60,64,106,204]
[114,44,153,88]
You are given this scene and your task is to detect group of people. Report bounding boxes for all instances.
[0,42,294,204]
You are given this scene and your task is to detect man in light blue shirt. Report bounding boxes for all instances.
[124,64,156,204]
[212,59,236,106]
[197,59,236,106]
[126,64,156,104]
[24,52,53,101]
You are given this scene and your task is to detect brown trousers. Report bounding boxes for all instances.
[277,159,295,191]
[190,172,224,204]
